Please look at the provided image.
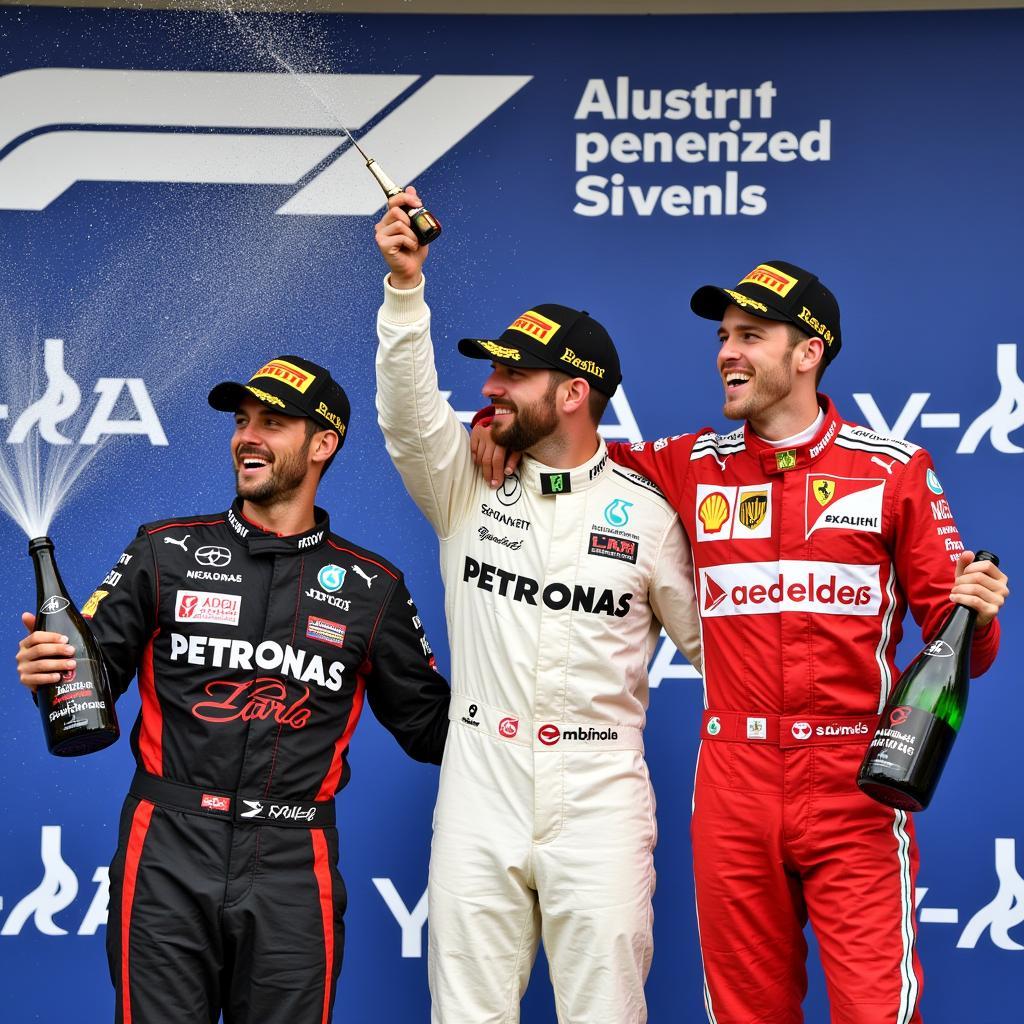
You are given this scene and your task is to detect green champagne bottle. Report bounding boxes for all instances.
[857,550,998,812]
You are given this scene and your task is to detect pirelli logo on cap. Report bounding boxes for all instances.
[507,310,561,345]
[740,264,798,298]
[479,341,521,361]
[251,358,316,394]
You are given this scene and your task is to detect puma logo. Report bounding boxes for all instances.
[164,535,190,551]
[352,565,377,589]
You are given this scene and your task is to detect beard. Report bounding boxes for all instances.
[492,381,560,453]
[234,441,311,505]
[722,356,794,422]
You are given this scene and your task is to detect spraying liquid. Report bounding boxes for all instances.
[223,6,441,242]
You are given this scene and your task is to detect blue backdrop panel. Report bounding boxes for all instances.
[0,6,1021,1022]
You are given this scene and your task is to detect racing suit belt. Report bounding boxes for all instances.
[450,693,644,752]
[701,709,879,748]
[129,770,336,827]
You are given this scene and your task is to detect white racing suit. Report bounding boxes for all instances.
[376,278,702,1024]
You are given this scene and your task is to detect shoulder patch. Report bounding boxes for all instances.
[610,466,666,499]
[690,426,745,463]
[834,424,919,464]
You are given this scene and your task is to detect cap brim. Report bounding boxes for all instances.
[689,285,793,324]
[457,338,553,369]
[207,381,308,418]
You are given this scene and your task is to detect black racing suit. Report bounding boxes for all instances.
[85,500,449,1024]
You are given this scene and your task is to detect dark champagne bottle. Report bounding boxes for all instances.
[29,536,119,756]
[857,550,998,812]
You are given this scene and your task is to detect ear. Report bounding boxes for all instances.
[560,377,591,415]
[796,336,825,377]
[310,429,339,465]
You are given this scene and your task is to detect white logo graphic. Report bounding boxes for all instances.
[39,595,70,614]
[700,561,882,618]
[352,565,377,589]
[0,68,530,213]
[374,878,429,958]
[0,826,77,935]
[2,338,167,447]
[805,478,884,538]
[195,545,231,567]
[924,640,955,658]
[958,838,1024,950]
[174,590,242,626]
[0,826,110,937]
[164,534,190,552]
[240,800,264,819]
[852,343,1023,454]
[791,721,812,741]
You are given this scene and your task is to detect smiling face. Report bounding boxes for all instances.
[716,304,806,423]
[483,363,562,454]
[231,397,317,505]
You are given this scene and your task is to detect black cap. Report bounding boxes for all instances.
[208,355,351,447]
[691,260,842,364]
[458,304,622,397]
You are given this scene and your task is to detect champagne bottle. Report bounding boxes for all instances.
[364,157,442,244]
[857,550,998,812]
[29,536,119,756]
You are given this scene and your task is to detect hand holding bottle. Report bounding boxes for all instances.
[16,612,77,690]
[950,549,1009,627]
[375,186,431,290]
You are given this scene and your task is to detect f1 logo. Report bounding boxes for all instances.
[0,69,531,213]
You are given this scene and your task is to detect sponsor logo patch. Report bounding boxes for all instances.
[201,793,231,812]
[81,590,109,619]
[695,484,773,542]
[317,564,346,593]
[589,532,639,564]
[252,358,315,393]
[195,545,232,567]
[746,717,767,740]
[699,561,882,617]
[507,309,560,344]
[174,590,241,625]
[805,477,884,537]
[306,616,347,649]
[926,468,944,495]
[740,263,798,297]
[498,717,520,739]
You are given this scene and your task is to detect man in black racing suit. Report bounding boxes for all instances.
[16,355,450,1024]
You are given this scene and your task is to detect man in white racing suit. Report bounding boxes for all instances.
[374,188,702,1024]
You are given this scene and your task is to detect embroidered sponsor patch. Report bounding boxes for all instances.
[306,615,347,649]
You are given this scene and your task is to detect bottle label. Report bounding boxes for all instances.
[863,705,954,775]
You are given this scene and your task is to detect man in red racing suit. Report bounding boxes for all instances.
[605,263,1008,1023]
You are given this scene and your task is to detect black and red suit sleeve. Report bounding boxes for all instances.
[891,451,1000,678]
[83,528,158,699]
[363,574,450,764]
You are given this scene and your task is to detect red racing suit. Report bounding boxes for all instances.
[609,396,999,1024]
[86,501,449,1024]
